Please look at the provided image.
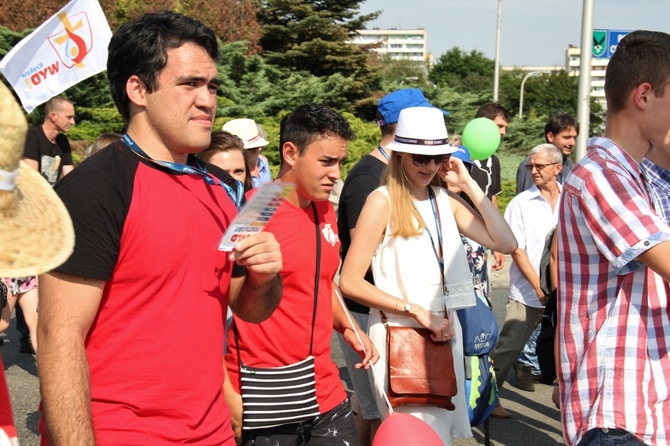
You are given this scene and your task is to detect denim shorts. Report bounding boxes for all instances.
[578,428,647,446]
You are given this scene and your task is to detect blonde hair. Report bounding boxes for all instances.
[382,151,442,238]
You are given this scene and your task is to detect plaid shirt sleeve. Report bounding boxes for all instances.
[571,156,669,275]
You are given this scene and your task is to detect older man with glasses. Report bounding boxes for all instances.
[489,143,563,419]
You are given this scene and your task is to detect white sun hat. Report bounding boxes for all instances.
[222,118,269,149]
[0,81,74,278]
[386,107,456,156]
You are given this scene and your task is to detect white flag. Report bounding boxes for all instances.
[0,0,112,113]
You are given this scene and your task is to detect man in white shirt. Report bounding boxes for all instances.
[489,143,563,418]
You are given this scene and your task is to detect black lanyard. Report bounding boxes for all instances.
[122,133,244,209]
[377,145,390,161]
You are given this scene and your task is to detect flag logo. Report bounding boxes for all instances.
[50,12,93,68]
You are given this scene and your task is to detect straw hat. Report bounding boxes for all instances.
[222,118,269,149]
[386,107,456,156]
[0,82,74,278]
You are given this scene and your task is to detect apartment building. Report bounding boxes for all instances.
[352,28,429,62]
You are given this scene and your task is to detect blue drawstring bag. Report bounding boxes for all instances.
[458,235,500,429]
[457,292,499,356]
[457,293,500,426]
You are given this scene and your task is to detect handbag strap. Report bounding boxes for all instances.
[233,201,321,362]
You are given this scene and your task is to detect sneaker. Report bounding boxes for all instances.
[490,403,512,419]
[514,362,536,392]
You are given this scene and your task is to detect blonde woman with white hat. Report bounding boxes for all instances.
[340,107,516,445]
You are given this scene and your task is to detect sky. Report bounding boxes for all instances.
[358,0,670,67]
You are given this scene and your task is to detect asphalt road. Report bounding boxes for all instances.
[2,256,565,445]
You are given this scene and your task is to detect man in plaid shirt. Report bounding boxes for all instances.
[557,30,670,446]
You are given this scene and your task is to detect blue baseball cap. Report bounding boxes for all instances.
[451,145,473,165]
[376,88,448,126]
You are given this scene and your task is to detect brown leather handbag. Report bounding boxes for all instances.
[383,312,457,411]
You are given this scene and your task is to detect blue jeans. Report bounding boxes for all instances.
[578,428,647,446]
[517,323,541,375]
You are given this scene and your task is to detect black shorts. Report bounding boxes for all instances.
[242,398,359,446]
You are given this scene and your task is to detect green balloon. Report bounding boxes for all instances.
[461,118,501,161]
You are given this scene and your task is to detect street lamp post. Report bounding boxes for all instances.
[519,71,541,120]
[493,0,502,102]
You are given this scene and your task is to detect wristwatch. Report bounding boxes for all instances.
[403,302,413,314]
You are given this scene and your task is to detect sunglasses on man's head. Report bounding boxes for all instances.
[411,153,451,167]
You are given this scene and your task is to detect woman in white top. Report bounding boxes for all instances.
[339,107,516,445]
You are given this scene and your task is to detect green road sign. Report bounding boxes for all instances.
[593,30,607,58]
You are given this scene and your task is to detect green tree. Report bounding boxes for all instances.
[428,87,490,136]
[256,0,382,106]
[216,41,366,117]
[0,0,262,52]
[505,71,578,118]
[0,26,28,58]
[0,26,28,98]
[429,47,495,92]
[500,70,605,136]
[376,54,431,91]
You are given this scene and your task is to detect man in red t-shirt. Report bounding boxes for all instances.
[226,103,378,446]
[37,12,283,445]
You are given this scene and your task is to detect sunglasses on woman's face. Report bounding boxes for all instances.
[411,153,451,167]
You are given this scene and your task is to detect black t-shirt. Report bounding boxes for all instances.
[338,154,386,314]
[464,155,501,209]
[23,125,73,185]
